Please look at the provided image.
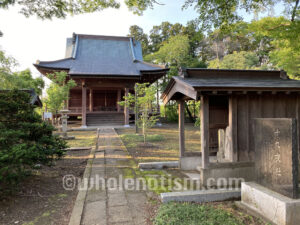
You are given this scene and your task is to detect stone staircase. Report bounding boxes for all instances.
[86,113,124,126]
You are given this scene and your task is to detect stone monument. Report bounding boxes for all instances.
[253,118,298,199]
[239,118,300,225]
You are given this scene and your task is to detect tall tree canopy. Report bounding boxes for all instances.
[0,51,44,95]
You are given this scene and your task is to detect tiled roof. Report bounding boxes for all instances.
[34,33,166,76]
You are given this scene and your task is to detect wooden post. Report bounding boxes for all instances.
[89,88,93,112]
[135,84,138,133]
[228,96,238,162]
[201,95,209,169]
[178,100,185,157]
[81,80,87,127]
[124,87,129,126]
[156,81,160,113]
[117,89,121,112]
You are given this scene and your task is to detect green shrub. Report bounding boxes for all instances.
[154,202,243,225]
[0,90,66,189]
[163,104,178,122]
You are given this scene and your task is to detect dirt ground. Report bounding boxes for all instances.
[0,131,97,225]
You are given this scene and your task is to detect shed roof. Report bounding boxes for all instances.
[162,68,300,104]
[34,33,167,77]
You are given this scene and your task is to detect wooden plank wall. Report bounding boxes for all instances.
[236,93,299,162]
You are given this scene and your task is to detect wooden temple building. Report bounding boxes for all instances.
[162,68,300,185]
[34,33,168,127]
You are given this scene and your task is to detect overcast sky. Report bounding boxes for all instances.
[0,0,198,78]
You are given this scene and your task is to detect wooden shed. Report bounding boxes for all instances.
[162,68,300,186]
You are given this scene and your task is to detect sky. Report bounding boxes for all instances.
[0,0,198,78]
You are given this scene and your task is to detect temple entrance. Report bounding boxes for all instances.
[93,90,118,112]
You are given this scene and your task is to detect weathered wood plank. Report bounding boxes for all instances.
[229,96,238,162]
[201,95,210,169]
[178,100,185,158]
[82,80,87,127]
[124,88,129,125]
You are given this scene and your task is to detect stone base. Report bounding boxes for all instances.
[199,162,255,187]
[161,189,241,203]
[123,125,130,128]
[61,136,75,140]
[241,182,300,225]
[138,161,178,169]
[179,156,217,170]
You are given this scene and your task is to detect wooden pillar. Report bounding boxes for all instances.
[201,95,209,169]
[178,100,185,157]
[117,89,121,112]
[228,96,238,162]
[89,88,93,112]
[124,88,129,126]
[156,81,160,113]
[81,80,87,127]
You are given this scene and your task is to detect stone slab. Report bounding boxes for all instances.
[66,147,92,151]
[254,118,298,198]
[160,189,241,203]
[108,192,128,207]
[241,182,300,225]
[81,200,106,225]
[138,161,179,169]
[108,205,133,224]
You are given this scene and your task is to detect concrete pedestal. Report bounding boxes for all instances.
[240,182,300,225]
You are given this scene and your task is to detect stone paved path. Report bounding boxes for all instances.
[81,128,149,225]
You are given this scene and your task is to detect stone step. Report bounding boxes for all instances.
[160,189,241,203]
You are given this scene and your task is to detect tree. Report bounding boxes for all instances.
[0,51,45,95]
[0,90,66,188]
[249,17,300,77]
[183,0,300,30]
[120,83,158,143]
[128,25,150,55]
[0,0,163,20]
[44,71,76,122]
[208,51,260,69]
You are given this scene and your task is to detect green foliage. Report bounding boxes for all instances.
[0,51,45,95]
[44,71,76,115]
[154,202,244,225]
[208,51,260,69]
[1,0,120,19]
[148,35,191,67]
[249,17,300,77]
[162,104,178,122]
[183,0,300,30]
[0,90,66,188]
[119,83,158,143]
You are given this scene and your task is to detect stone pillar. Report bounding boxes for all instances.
[117,89,121,112]
[200,95,209,169]
[124,87,129,126]
[178,100,185,157]
[81,80,87,128]
[89,88,93,112]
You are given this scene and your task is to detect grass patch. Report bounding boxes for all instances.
[66,131,97,147]
[121,133,164,144]
[154,202,247,225]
